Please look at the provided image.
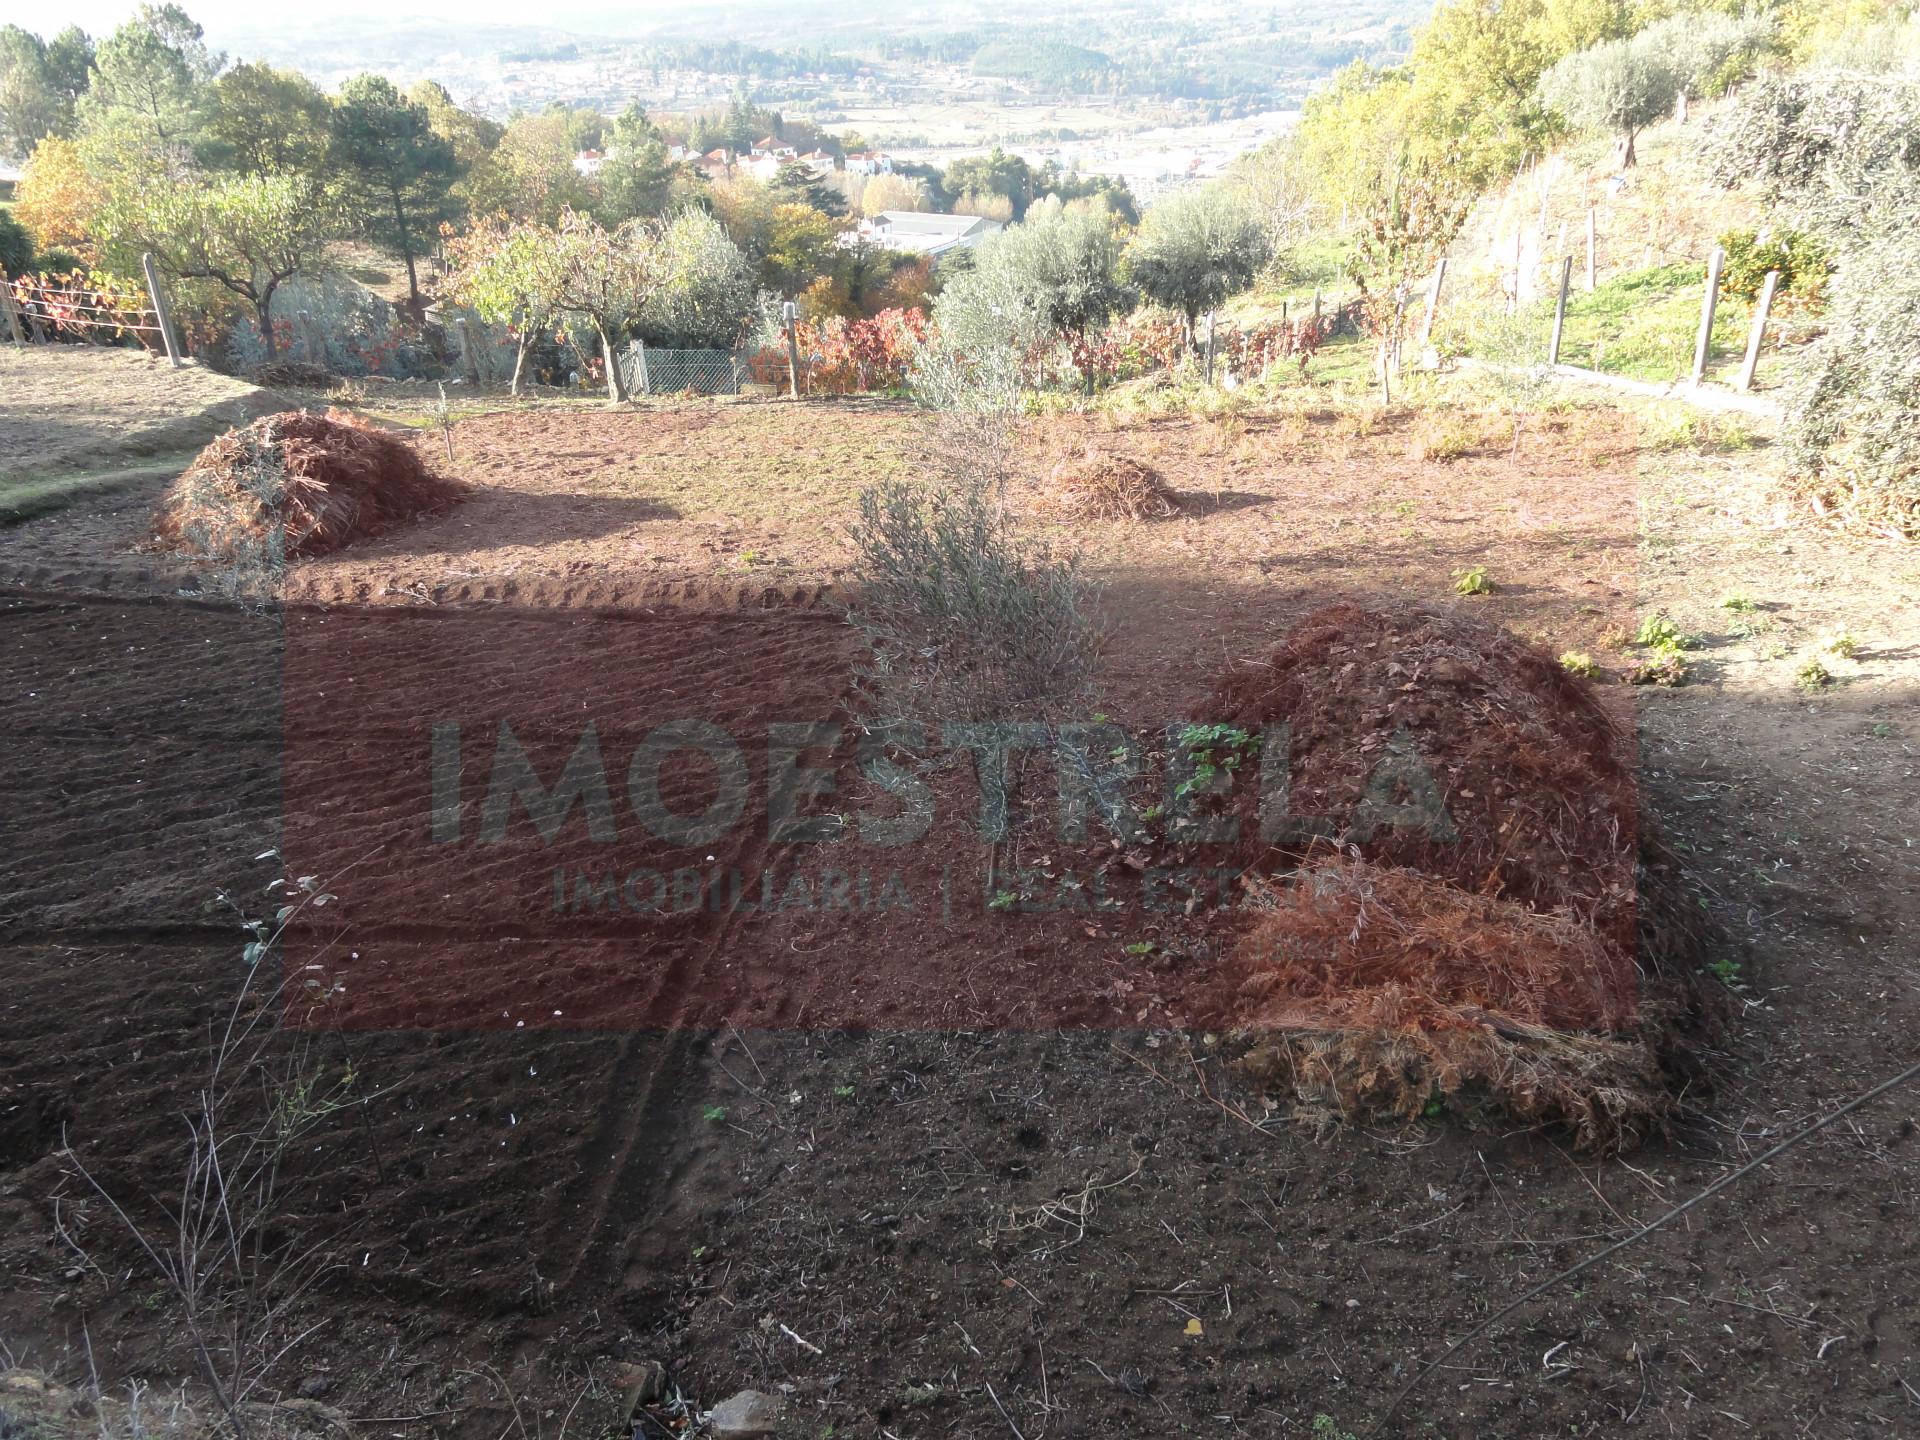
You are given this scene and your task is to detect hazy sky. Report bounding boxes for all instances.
[0,0,678,35]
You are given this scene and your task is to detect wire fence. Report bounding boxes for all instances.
[620,345,750,396]
[2,273,165,350]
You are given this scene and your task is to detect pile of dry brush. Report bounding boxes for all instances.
[153,409,462,563]
[1034,447,1182,521]
[1192,603,1726,1149]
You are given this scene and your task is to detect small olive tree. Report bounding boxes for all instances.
[1123,185,1271,347]
[911,252,1054,414]
[980,196,1132,389]
[1537,35,1678,169]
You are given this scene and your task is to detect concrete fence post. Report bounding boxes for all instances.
[454,318,480,385]
[1737,269,1782,394]
[1420,257,1448,348]
[1585,207,1597,292]
[783,300,801,398]
[1691,246,1725,386]
[1549,255,1573,365]
[140,252,184,368]
[631,338,651,395]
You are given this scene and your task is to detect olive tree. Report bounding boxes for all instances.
[911,251,1053,414]
[993,199,1129,327]
[1123,185,1271,345]
[635,207,754,349]
[1635,11,1769,120]
[1536,34,1678,168]
[1708,71,1920,533]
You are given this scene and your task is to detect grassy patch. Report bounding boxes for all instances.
[1544,262,1753,385]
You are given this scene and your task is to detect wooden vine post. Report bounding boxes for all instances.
[0,282,24,344]
[783,299,801,398]
[1549,256,1573,365]
[1419,257,1448,349]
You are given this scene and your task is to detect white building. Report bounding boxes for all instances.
[858,211,1002,260]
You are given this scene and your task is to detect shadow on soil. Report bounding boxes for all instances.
[0,581,1914,1440]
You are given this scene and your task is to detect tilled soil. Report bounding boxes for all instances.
[1,392,1917,1438]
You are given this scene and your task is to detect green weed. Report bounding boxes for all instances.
[1796,656,1833,691]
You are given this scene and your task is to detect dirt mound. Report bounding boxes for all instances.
[1190,604,1724,1148]
[248,358,341,390]
[1037,447,1181,520]
[1196,600,1640,947]
[153,409,462,561]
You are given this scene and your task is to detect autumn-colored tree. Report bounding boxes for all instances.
[858,173,929,217]
[546,208,678,404]
[14,135,101,260]
[953,191,1015,223]
[1347,153,1474,395]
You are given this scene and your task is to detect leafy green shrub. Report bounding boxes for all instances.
[1717,226,1833,305]
[0,209,34,277]
[1632,614,1695,650]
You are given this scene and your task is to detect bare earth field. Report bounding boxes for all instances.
[0,349,282,484]
[2,357,1918,1438]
